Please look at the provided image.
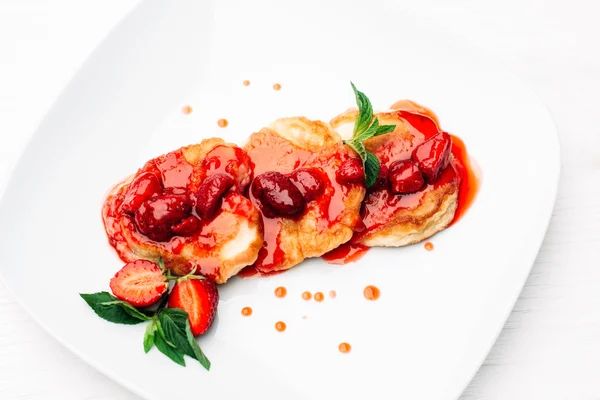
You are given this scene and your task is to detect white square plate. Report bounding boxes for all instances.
[0,1,559,399]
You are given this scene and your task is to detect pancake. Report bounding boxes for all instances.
[102,138,263,283]
[330,104,459,247]
[243,117,366,273]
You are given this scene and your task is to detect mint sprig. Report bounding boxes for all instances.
[343,83,396,187]
[80,291,211,370]
[80,292,151,324]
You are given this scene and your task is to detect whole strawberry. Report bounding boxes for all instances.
[168,277,219,336]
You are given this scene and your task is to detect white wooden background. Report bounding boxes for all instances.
[0,1,598,399]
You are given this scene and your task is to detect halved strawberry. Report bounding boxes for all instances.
[168,278,219,336]
[109,260,167,307]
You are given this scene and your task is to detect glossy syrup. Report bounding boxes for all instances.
[102,145,254,281]
[244,128,362,275]
[322,243,369,265]
[449,135,480,225]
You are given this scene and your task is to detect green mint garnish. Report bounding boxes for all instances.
[343,82,396,187]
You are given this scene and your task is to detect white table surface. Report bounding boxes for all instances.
[0,1,598,399]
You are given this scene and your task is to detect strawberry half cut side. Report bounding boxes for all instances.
[109,260,167,307]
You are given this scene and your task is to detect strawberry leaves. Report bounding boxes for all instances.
[343,83,396,187]
[80,291,211,370]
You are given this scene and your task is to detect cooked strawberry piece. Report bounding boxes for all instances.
[200,145,253,192]
[411,131,452,182]
[134,188,194,242]
[336,158,364,184]
[252,171,305,218]
[289,168,326,202]
[195,173,235,219]
[121,172,162,214]
[168,278,219,336]
[388,160,425,194]
[109,260,167,307]
[171,215,200,237]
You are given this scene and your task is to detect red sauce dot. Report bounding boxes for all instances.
[241,307,252,316]
[181,105,193,115]
[274,286,287,298]
[329,290,337,299]
[424,242,434,251]
[339,342,351,353]
[302,291,312,300]
[217,119,228,128]
[302,315,307,320]
[364,285,380,301]
[273,83,281,91]
[275,321,286,332]
[243,80,250,86]
[314,292,324,302]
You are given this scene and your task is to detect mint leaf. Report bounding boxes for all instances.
[354,117,380,142]
[101,300,153,321]
[144,320,157,353]
[351,82,373,138]
[344,140,366,162]
[364,152,381,188]
[343,83,396,188]
[158,308,211,370]
[154,325,185,366]
[158,308,192,353]
[80,292,146,325]
[185,322,211,371]
[374,124,396,136]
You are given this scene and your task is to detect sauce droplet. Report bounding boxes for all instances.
[314,292,324,302]
[217,118,228,128]
[243,80,250,86]
[275,321,286,332]
[302,291,312,300]
[302,315,307,320]
[274,286,287,298]
[329,290,337,299]
[241,307,253,316]
[339,342,351,353]
[273,83,281,91]
[424,242,434,251]
[363,285,380,301]
[181,105,193,115]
